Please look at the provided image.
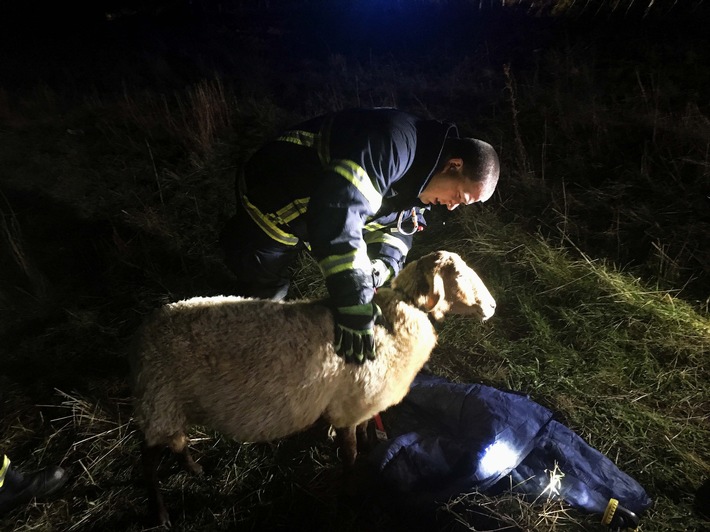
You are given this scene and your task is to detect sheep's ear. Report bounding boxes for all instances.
[427,270,448,320]
[412,260,437,310]
[394,251,448,315]
[416,252,449,319]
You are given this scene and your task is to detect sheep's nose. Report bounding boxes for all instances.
[482,300,496,321]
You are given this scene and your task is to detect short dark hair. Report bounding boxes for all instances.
[442,137,500,200]
[443,137,499,182]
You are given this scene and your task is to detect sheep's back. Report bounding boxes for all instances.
[132,296,344,443]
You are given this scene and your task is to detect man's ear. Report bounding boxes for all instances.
[447,157,463,171]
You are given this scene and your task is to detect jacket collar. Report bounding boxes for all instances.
[394,118,458,203]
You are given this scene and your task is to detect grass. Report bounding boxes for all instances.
[1,2,709,531]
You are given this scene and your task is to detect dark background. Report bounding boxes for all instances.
[2,1,707,95]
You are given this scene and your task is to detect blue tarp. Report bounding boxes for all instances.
[369,373,652,518]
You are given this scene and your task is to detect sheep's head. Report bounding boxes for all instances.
[392,251,496,322]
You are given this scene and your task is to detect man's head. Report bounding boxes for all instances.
[418,138,500,211]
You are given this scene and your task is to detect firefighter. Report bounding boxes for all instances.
[219,108,499,364]
[0,453,68,514]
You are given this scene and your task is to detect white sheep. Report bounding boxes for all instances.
[130,250,496,526]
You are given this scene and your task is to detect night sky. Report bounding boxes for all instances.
[0,1,605,94]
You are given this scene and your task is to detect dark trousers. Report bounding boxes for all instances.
[219,205,306,301]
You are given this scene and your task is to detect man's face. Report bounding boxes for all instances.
[418,158,485,211]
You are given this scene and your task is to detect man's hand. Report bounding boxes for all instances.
[371,259,392,288]
[333,303,382,364]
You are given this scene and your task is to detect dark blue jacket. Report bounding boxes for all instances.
[371,374,652,519]
[240,108,458,306]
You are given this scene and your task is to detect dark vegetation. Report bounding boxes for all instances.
[1,1,708,530]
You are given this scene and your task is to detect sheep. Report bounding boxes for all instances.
[130,250,496,526]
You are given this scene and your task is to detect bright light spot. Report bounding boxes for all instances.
[478,440,519,478]
[541,462,565,498]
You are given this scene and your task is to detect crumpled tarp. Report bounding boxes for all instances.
[368,373,652,517]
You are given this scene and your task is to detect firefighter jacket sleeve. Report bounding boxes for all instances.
[364,207,427,287]
[307,112,418,307]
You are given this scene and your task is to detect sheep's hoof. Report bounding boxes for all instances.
[148,504,171,529]
[159,515,171,529]
[177,453,203,475]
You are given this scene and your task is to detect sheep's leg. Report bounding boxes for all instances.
[176,446,203,475]
[335,425,358,472]
[355,418,381,453]
[356,421,370,453]
[168,431,203,475]
[367,418,380,446]
[335,425,367,512]
[141,442,171,528]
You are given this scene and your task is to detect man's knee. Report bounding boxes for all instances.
[219,215,297,301]
[230,260,291,301]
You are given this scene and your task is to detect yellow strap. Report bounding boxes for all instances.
[330,159,382,212]
[275,123,330,166]
[241,194,300,246]
[0,455,10,488]
[276,130,316,148]
[237,171,299,246]
[274,197,310,224]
